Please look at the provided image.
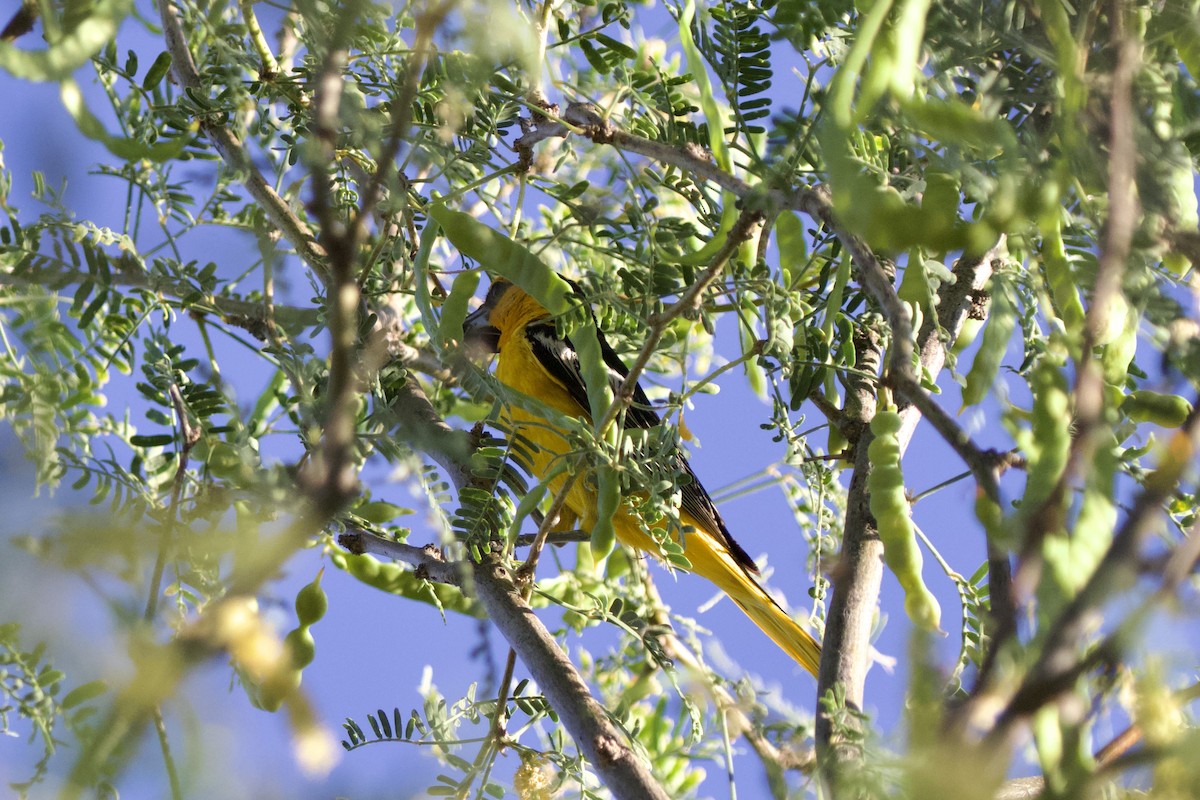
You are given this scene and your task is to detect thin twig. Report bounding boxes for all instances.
[597,208,763,438]
[158,0,325,269]
[985,400,1200,743]
[454,646,516,800]
[338,529,461,586]
[513,529,590,547]
[144,383,201,620]
[515,471,581,583]
[890,370,1005,500]
[151,708,182,800]
[1011,6,1141,605]
[352,3,452,244]
[637,569,816,793]
[0,263,322,334]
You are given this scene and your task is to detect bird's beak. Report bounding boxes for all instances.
[462,304,500,354]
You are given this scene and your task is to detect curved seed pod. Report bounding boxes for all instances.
[867,406,941,630]
[1021,359,1071,514]
[961,278,1016,409]
[1122,390,1193,427]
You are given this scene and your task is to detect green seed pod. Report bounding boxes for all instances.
[257,667,301,713]
[1022,360,1071,513]
[919,171,965,251]
[827,423,850,466]
[962,280,1016,409]
[345,553,381,582]
[1040,216,1085,338]
[951,315,983,357]
[974,492,1009,549]
[867,406,942,630]
[1163,146,1199,276]
[438,269,481,349]
[141,51,173,92]
[589,465,620,560]
[1101,300,1139,386]
[897,255,932,334]
[294,570,328,626]
[285,627,316,670]
[373,562,405,589]
[1121,391,1193,427]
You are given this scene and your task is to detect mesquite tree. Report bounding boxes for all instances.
[2,0,1199,798]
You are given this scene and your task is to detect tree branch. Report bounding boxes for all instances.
[816,323,884,786]
[338,529,462,586]
[556,95,1026,798]
[0,262,322,332]
[351,3,449,244]
[158,0,325,270]
[984,409,1200,742]
[471,554,673,800]
[560,99,1003,494]
[1010,11,1141,607]
[384,380,672,800]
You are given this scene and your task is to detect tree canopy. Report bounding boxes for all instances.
[2,0,1200,798]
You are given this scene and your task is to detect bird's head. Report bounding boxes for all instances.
[463,276,588,353]
[461,278,540,353]
[462,279,507,354]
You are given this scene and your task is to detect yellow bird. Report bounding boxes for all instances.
[463,277,821,675]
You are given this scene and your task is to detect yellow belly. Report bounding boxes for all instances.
[495,344,595,523]
[494,343,662,551]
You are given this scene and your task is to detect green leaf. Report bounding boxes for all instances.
[61,680,108,709]
[129,434,174,447]
[355,501,412,523]
[60,79,199,163]
[0,0,133,81]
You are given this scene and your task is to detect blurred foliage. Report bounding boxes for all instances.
[0,0,1198,797]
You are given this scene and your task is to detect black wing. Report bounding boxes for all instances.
[525,320,759,575]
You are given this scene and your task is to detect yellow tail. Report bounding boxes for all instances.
[726,587,822,677]
[616,516,821,676]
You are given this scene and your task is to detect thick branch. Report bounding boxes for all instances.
[386,378,672,800]
[472,554,672,800]
[816,325,884,787]
[297,47,364,511]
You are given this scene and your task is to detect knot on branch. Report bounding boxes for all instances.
[682,141,712,164]
[592,733,631,767]
[513,98,568,171]
[986,448,1024,474]
[564,101,615,143]
[337,531,366,554]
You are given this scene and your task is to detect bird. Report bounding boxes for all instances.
[463,276,821,676]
